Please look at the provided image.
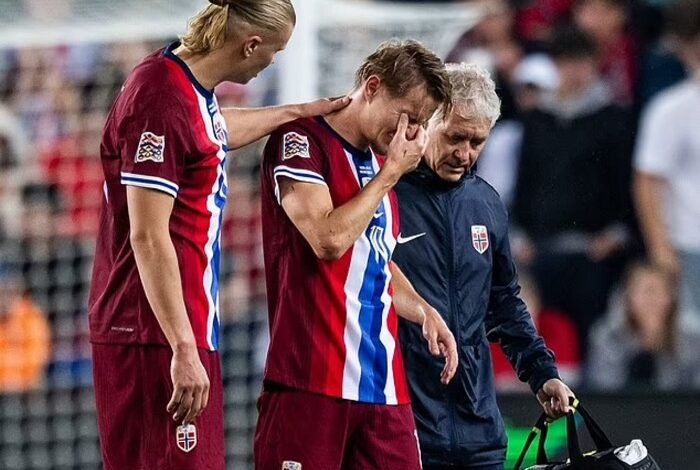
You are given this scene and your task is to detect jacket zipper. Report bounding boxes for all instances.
[443,192,460,455]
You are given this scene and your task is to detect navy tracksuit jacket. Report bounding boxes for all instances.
[393,162,559,467]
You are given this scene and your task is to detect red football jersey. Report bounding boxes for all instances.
[260,116,411,405]
[88,42,228,351]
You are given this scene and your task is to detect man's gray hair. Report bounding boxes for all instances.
[436,63,501,127]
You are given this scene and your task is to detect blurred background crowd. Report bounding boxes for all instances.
[0,0,699,468]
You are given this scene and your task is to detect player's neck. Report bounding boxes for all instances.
[323,104,370,151]
[173,45,224,92]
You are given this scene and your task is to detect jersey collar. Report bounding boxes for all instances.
[163,41,214,99]
[316,116,373,160]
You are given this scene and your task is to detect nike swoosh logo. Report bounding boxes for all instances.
[373,212,384,219]
[396,232,426,244]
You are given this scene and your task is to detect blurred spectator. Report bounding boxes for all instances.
[633,0,700,320]
[491,273,581,391]
[0,104,31,238]
[3,182,93,385]
[574,0,639,106]
[511,26,635,353]
[0,262,51,393]
[447,1,523,119]
[587,260,700,391]
[515,0,574,47]
[477,53,559,206]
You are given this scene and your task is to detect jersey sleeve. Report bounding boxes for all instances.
[118,93,189,198]
[634,94,679,178]
[263,126,327,204]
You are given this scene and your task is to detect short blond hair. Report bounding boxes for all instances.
[181,0,296,54]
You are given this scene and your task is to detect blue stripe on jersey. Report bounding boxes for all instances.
[350,152,390,403]
[209,167,226,350]
[205,94,228,350]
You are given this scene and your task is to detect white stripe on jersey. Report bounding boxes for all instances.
[341,149,366,400]
[195,88,228,351]
[374,155,398,404]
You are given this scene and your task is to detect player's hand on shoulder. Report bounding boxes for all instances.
[422,307,459,385]
[537,378,576,420]
[299,96,351,118]
[385,113,429,180]
[167,344,211,425]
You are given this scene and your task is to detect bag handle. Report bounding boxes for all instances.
[513,413,549,470]
[566,398,614,463]
[513,398,613,470]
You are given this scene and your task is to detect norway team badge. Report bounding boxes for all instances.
[471,225,489,254]
[176,423,197,453]
[282,132,310,160]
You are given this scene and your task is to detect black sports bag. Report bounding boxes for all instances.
[513,398,661,470]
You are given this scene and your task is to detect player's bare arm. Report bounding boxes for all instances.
[222,96,351,150]
[279,113,427,260]
[390,261,458,384]
[127,187,210,425]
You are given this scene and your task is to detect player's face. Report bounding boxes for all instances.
[364,83,438,155]
[425,110,491,182]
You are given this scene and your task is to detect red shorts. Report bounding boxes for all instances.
[92,344,224,470]
[254,384,422,470]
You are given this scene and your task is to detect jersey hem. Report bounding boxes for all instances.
[262,375,410,406]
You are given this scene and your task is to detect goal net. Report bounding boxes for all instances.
[0,1,485,468]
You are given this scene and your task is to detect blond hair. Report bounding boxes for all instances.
[180,0,296,54]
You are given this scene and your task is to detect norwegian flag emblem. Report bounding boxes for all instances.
[282,132,310,160]
[176,424,197,453]
[135,131,165,163]
[471,225,489,254]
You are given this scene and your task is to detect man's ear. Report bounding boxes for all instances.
[242,36,262,58]
[363,75,382,103]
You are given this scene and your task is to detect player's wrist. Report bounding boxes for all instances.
[377,163,402,188]
[171,340,197,356]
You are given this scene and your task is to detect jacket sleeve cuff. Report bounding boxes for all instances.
[528,365,560,395]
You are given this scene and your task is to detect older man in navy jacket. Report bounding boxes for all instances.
[392,63,575,470]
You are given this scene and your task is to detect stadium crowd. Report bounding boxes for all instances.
[0,0,699,399]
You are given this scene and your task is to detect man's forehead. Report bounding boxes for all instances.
[397,86,438,118]
[444,111,491,135]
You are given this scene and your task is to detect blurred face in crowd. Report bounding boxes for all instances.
[574,0,627,43]
[424,108,491,183]
[359,76,438,155]
[515,84,546,113]
[21,202,55,240]
[554,55,598,97]
[626,267,676,336]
